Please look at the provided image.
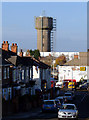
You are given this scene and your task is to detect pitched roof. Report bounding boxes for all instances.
[64,52,89,66]
[1,48,51,68]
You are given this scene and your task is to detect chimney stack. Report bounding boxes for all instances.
[74,54,78,59]
[2,41,9,51]
[11,43,18,53]
[19,49,23,57]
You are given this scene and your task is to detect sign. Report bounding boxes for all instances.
[80,67,86,71]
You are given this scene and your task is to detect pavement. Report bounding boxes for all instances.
[2,107,41,120]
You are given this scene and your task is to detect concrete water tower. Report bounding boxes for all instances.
[35,15,53,52]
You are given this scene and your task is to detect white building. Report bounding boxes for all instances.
[58,53,89,83]
[32,56,51,92]
[59,66,88,82]
[33,66,51,91]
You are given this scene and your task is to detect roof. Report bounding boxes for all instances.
[64,52,89,66]
[0,48,51,68]
[30,56,51,69]
[0,48,33,66]
[8,56,33,66]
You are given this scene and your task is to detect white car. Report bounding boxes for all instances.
[55,82,63,88]
[58,104,78,120]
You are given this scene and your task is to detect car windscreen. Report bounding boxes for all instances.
[61,105,74,110]
[65,93,71,96]
[44,101,54,105]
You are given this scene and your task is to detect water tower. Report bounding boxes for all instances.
[35,15,53,52]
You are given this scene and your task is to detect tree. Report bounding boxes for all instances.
[26,49,40,60]
[54,54,66,67]
[34,49,40,60]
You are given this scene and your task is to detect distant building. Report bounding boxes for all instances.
[58,54,89,83]
[35,16,53,52]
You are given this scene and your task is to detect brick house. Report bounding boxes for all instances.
[1,41,51,116]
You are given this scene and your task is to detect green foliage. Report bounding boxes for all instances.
[54,54,66,67]
[30,49,34,56]
[34,49,40,60]
[26,49,40,60]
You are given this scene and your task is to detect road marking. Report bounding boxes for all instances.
[81,93,88,102]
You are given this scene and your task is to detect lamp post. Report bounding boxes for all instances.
[72,67,73,90]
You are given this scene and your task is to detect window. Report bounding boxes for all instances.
[4,67,6,79]
[19,71,21,80]
[7,67,9,78]
[0,68,2,80]
[13,70,16,82]
[29,68,31,80]
[26,67,29,77]
[22,70,24,80]
[29,67,33,80]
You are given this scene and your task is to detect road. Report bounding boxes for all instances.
[3,90,89,120]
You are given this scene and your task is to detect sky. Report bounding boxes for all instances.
[2,2,87,52]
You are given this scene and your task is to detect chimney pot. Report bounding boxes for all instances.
[6,41,8,44]
[11,43,18,53]
[74,54,78,59]
[3,41,5,43]
[15,43,17,46]
[12,43,14,46]
[19,49,23,57]
[2,41,9,51]
[21,49,22,52]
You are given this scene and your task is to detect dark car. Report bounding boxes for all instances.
[42,100,58,112]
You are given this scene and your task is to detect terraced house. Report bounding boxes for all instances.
[1,41,51,116]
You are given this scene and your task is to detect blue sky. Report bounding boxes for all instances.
[2,2,87,52]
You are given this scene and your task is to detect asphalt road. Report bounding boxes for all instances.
[2,90,89,120]
[28,90,89,120]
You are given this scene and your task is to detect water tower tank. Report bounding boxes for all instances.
[35,16,53,52]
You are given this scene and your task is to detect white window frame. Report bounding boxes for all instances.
[26,67,29,77]
[4,67,7,79]
[22,69,24,80]
[0,68,1,80]
[7,67,9,78]
[13,69,16,82]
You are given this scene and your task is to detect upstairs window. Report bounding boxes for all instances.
[13,70,16,82]
[22,70,24,80]
[0,68,2,80]
[4,67,6,79]
[7,67,9,78]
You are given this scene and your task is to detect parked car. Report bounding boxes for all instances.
[58,104,78,119]
[55,82,63,88]
[68,82,75,89]
[79,83,88,90]
[42,100,58,112]
[55,96,64,105]
[55,99,61,109]
[64,92,73,101]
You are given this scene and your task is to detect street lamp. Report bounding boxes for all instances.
[72,67,73,90]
